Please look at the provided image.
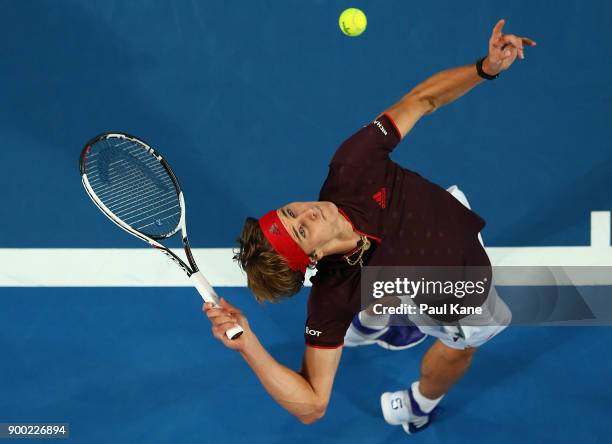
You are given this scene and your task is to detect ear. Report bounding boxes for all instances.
[309,251,319,263]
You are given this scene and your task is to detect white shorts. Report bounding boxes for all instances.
[414,285,511,349]
[416,185,511,350]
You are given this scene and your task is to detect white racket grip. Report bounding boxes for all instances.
[191,271,244,340]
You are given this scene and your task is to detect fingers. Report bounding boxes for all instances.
[202,299,246,345]
[522,37,537,46]
[502,34,523,47]
[491,19,505,41]
[212,322,238,339]
[208,312,239,338]
[489,20,536,61]
[503,46,518,61]
[202,301,217,314]
[219,297,242,316]
[203,302,236,321]
[203,301,242,334]
[501,34,524,59]
[206,309,235,324]
[202,299,238,315]
[200,300,247,350]
[500,43,518,59]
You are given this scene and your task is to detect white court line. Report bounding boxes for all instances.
[591,211,611,248]
[1,212,610,287]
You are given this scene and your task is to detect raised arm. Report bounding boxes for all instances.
[204,299,342,424]
[384,19,536,139]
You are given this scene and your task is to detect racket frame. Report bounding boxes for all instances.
[80,133,243,340]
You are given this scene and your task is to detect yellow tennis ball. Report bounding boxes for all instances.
[339,8,367,37]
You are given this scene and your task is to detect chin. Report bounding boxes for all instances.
[320,202,339,221]
[322,201,338,212]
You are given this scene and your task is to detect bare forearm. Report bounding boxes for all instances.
[407,62,486,112]
[411,17,537,111]
[239,335,323,423]
[386,20,536,138]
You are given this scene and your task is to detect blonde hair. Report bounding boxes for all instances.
[234,217,306,302]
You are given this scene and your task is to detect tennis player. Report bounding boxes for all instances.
[205,19,535,433]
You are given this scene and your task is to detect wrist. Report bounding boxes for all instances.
[238,330,260,356]
[483,57,500,75]
[476,56,500,80]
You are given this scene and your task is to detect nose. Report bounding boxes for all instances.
[298,207,319,223]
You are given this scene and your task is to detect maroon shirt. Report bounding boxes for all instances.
[304,114,488,348]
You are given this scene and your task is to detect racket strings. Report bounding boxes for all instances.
[84,137,181,238]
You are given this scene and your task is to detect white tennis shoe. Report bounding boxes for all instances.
[380,388,432,434]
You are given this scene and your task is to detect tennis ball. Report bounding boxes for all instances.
[339,8,367,37]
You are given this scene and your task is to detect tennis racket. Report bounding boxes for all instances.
[79,132,243,340]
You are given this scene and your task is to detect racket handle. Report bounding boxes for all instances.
[191,271,244,340]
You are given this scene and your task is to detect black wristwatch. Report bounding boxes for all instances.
[476,57,499,80]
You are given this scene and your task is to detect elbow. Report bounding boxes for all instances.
[414,94,438,114]
[298,416,320,426]
[421,96,438,114]
[403,93,437,115]
[297,404,327,425]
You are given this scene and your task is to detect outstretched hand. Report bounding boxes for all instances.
[484,19,536,75]
[203,298,252,351]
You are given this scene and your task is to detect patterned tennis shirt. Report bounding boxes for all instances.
[304,114,489,348]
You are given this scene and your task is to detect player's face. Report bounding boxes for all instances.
[277,201,345,257]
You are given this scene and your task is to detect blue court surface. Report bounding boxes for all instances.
[1,1,611,443]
